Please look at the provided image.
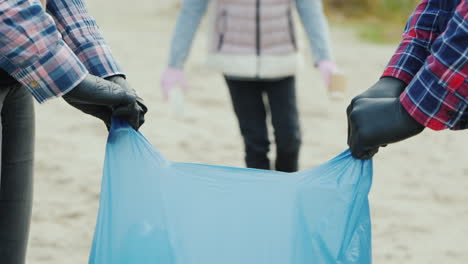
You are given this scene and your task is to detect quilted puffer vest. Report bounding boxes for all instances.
[207,0,299,79]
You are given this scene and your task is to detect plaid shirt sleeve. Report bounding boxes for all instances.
[45,0,124,78]
[382,0,449,84]
[0,0,88,103]
[400,0,468,131]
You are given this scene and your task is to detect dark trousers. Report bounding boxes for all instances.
[0,83,35,264]
[225,76,301,172]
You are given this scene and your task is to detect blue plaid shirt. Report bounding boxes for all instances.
[382,0,468,130]
[0,0,123,103]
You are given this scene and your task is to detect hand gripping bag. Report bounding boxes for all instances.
[89,119,373,264]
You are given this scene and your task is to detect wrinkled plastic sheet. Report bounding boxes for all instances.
[89,119,373,264]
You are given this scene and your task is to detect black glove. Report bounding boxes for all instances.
[347,97,425,159]
[347,77,407,146]
[349,77,407,101]
[105,75,148,129]
[63,74,143,130]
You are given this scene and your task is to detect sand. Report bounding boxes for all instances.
[28,1,468,263]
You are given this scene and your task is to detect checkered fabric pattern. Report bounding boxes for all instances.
[0,0,122,103]
[382,0,468,130]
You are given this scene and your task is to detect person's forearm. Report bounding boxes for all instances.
[0,0,88,103]
[296,0,332,64]
[382,0,454,84]
[46,0,124,78]
[168,0,209,68]
[399,0,468,131]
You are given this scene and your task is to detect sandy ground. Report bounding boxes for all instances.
[27,1,468,263]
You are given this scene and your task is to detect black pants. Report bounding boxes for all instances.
[225,76,301,172]
[0,83,35,264]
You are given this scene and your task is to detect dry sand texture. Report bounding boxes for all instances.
[28,1,468,263]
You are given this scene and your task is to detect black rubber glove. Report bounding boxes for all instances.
[63,74,142,130]
[347,77,407,146]
[349,77,407,101]
[105,75,148,129]
[347,97,425,159]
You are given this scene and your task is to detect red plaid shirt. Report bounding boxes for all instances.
[382,0,468,130]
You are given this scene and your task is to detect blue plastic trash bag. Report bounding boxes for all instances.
[89,119,373,264]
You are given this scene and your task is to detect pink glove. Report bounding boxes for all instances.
[318,60,338,87]
[160,68,187,101]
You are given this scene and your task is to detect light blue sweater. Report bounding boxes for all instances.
[168,0,333,69]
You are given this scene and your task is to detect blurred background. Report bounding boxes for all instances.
[29,0,468,263]
[326,0,420,43]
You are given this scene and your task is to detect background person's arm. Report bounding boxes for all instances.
[295,0,333,64]
[168,0,210,69]
[0,0,88,103]
[382,0,455,84]
[399,0,468,131]
[45,0,124,78]
[161,0,210,100]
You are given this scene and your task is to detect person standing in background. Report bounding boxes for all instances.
[161,0,338,172]
[0,1,147,263]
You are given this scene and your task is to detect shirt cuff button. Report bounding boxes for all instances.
[29,81,39,88]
